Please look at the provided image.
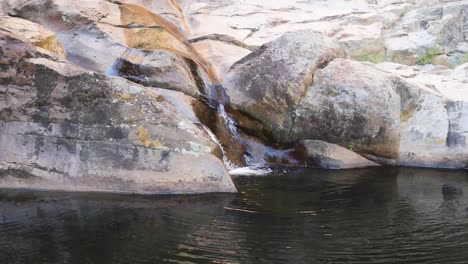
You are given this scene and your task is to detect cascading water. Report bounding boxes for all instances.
[218,104,237,135]
[200,124,238,171]
[106,2,297,175]
[216,103,273,175]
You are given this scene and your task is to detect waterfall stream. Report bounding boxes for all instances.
[106,1,298,175]
[201,124,238,171]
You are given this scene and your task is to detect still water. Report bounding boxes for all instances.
[1,167,468,264]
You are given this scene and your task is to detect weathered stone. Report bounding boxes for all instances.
[224,30,345,143]
[0,16,66,59]
[0,30,236,194]
[300,140,380,169]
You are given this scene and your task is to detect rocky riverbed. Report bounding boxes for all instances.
[0,0,467,194]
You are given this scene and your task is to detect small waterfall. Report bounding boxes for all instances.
[216,103,276,175]
[218,104,238,137]
[201,124,238,171]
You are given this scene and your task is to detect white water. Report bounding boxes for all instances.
[229,165,273,176]
[201,124,238,171]
[218,104,237,135]
[203,104,275,176]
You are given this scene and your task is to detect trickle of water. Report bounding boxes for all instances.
[213,104,275,175]
[201,124,238,171]
[218,104,237,136]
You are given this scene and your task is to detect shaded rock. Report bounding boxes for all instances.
[0,30,236,194]
[300,140,380,169]
[224,30,345,143]
[225,30,468,168]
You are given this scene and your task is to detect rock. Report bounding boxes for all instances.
[190,39,252,79]
[300,140,380,169]
[224,30,345,143]
[111,49,203,98]
[334,23,385,59]
[225,30,468,168]
[384,2,468,66]
[0,30,236,194]
[0,16,66,59]
[374,62,468,168]
[5,0,219,95]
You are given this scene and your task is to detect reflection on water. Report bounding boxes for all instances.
[1,168,468,264]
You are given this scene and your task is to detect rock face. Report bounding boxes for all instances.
[0,30,236,194]
[2,0,217,97]
[375,62,468,168]
[224,31,344,143]
[180,0,468,77]
[300,140,380,169]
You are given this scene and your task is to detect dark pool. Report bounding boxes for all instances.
[1,167,468,264]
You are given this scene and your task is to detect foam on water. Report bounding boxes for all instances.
[229,165,273,176]
[201,124,237,170]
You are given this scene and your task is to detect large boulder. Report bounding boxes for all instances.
[223,30,345,143]
[0,30,236,194]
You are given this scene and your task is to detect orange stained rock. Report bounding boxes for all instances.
[119,3,220,84]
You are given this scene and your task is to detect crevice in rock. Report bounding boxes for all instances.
[184,58,207,97]
[288,58,335,139]
[187,34,259,51]
[227,25,260,41]
[295,11,369,24]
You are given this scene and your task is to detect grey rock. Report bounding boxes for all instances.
[224,30,345,143]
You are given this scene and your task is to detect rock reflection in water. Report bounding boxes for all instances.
[1,168,468,264]
[0,192,233,264]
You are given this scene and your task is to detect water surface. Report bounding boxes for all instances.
[1,167,468,264]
